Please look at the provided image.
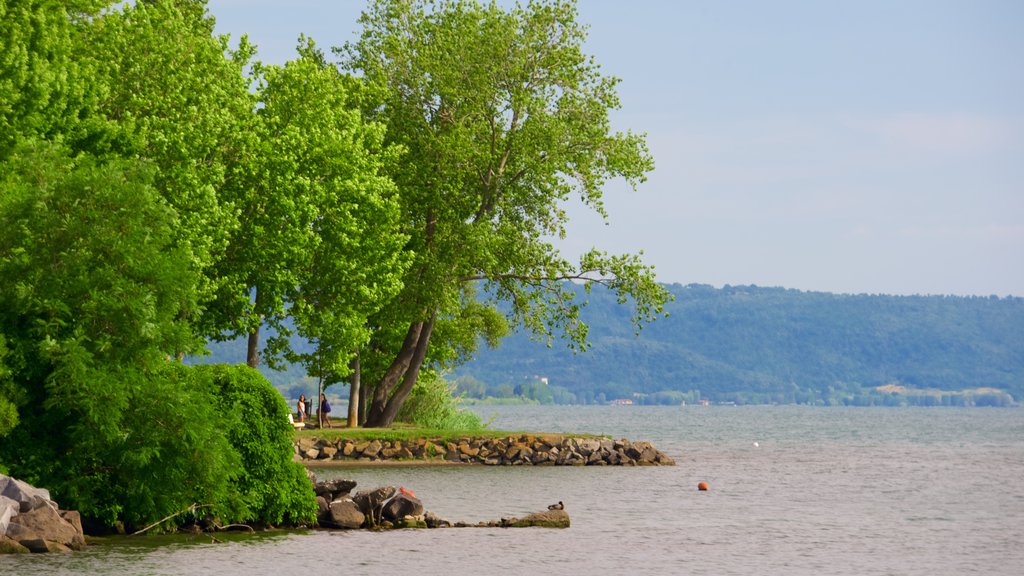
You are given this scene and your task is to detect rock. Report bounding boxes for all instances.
[507,509,570,528]
[1,495,18,535]
[58,511,85,548]
[5,521,39,542]
[304,448,320,460]
[0,535,29,554]
[0,475,54,513]
[19,538,72,553]
[327,498,365,529]
[362,440,383,458]
[320,446,338,459]
[10,504,85,550]
[352,486,396,517]
[424,511,450,528]
[381,491,424,521]
[315,496,329,522]
[315,478,357,501]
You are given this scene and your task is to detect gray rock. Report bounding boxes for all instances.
[0,475,54,513]
[1,495,18,536]
[327,498,365,529]
[314,478,357,501]
[381,491,424,521]
[424,511,450,528]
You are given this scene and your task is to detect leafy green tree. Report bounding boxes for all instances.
[207,39,409,423]
[75,0,256,296]
[0,0,108,156]
[342,0,669,426]
[0,142,220,526]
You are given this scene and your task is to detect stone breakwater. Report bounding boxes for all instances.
[296,434,676,466]
[1,475,87,554]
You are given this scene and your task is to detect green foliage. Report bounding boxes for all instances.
[0,141,230,528]
[76,0,255,283]
[344,0,669,426]
[0,0,108,155]
[396,372,484,431]
[0,335,17,440]
[197,364,317,525]
[229,38,408,378]
[455,283,1024,404]
[0,141,201,374]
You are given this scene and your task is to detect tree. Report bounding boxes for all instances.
[0,0,108,156]
[342,0,669,426]
[75,0,256,302]
[0,142,220,525]
[207,38,408,406]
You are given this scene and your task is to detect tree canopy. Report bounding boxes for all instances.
[342,0,669,426]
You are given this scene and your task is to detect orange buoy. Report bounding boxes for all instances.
[697,481,709,491]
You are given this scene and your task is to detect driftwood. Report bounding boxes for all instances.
[131,503,212,536]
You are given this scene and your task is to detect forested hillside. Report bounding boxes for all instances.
[451,284,1024,406]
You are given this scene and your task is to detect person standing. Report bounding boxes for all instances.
[320,393,332,428]
[297,394,307,423]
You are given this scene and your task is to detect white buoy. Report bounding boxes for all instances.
[753,442,759,448]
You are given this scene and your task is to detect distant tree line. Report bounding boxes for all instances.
[452,283,1024,405]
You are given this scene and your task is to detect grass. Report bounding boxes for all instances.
[293,420,606,443]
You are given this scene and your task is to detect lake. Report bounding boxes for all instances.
[7,405,1024,575]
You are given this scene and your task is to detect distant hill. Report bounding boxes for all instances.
[197,283,1024,406]
[451,283,1024,406]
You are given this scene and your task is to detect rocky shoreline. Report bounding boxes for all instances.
[1,475,86,554]
[312,475,569,530]
[295,434,676,466]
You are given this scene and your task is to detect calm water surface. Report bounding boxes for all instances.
[6,406,1024,575]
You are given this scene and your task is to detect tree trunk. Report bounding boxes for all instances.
[365,321,423,424]
[347,351,360,428]
[370,314,436,428]
[246,287,263,368]
[246,326,260,368]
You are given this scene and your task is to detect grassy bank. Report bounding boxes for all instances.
[292,422,606,444]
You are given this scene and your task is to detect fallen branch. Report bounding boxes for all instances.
[215,523,255,533]
[132,503,212,536]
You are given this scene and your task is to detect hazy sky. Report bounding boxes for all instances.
[206,0,1023,297]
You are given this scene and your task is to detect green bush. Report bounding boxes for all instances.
[198,364,317,526]
[396,372,484,431]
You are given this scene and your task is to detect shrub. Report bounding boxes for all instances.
[198,364,317,525]
[396,372,484,431]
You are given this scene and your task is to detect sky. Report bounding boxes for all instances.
[206,0,1023,297]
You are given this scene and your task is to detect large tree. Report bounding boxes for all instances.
[206,39,409,376]
[75,0,256,296]
[342,0,670,427]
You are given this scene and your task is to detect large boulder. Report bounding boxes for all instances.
[1,495,18,536]
[327,498,365,529]
[8,504,86,550]
[381,490,424,522]
[0,475,55,513]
